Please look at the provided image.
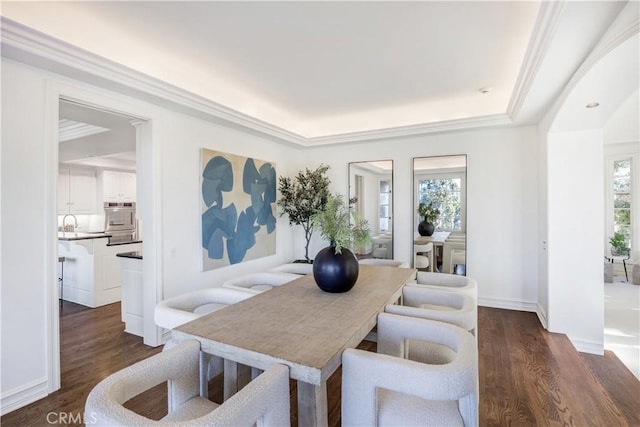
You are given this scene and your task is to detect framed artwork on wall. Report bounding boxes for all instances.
[200,148,277,271]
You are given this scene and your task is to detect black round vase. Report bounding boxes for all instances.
[418,221,435,236]
[312,243,359,293]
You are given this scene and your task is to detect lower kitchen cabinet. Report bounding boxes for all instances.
[117,254,143,337]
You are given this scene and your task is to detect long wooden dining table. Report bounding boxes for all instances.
[172,264,416,426]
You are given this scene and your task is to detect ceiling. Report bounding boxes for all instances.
[0,1,632,143]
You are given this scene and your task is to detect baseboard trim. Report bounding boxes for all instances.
[478,297,537,312]
[568,338,604,355]
[0,377,49,416]
[536,303,549,329]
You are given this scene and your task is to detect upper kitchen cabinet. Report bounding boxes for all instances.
[58,167,98,214]
[103,170,136,202]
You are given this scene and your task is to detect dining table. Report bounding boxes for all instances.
[172,264,417,427]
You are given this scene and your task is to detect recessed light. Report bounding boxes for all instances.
[586,102,600,108]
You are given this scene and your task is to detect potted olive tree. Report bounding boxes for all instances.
[417,202,440,236]
[311,194,371,293]
[277,164,331,262]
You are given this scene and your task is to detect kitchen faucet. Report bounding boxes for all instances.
[62,214,78,232]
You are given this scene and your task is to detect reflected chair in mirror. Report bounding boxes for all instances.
[385,285,477,337]
[342,313,478,426]
[411,271,477,302]
[371,233,393,259]
[85,339,291,426]
[359,258,410,268]
[222,272,300,294]
[443,240,466,274]
[414,242,434,272]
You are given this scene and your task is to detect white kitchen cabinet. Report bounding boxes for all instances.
[58,167,98,214]
[103,170,136,202]
[119,256,143,336]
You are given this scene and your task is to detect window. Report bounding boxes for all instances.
[417,177,463,231]
[612,158,632,250]
[379,180,391,232]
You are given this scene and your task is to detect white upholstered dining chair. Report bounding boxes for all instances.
[270,262,313,275]
[85,339,291,426]
[222,272,299,293]
[385,285,477,336]
[412,271,478,301]
[342,313,478,426]
[414,242,434,272]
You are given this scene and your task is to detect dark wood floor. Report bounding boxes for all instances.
[2,302,638,426]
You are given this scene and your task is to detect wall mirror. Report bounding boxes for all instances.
[349,160,394,260]
[413,155,467,275]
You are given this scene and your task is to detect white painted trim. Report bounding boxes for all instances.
[507,1,565,119]
[544,2,640,130]
[478,297,537,313]
[0,377,48,416]
[0,17,515,147]
[568,338,604,355]
[536,303,549,329]
[305,114,513,146]
[43,79,165,400]
[44,81,61,394]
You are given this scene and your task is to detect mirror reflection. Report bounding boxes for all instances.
[349,160,393,260]
[413,155,467,275]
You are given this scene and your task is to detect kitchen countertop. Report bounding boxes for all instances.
[116,251,143,260]
[58,231,111,241]
[107,240,143,247]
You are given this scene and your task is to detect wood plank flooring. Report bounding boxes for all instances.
[1,302,638,426]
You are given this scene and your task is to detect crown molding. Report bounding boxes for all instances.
[2,16,517,147]
[303,114,513,146]
[0,18,306,145]
[507,1,565,120]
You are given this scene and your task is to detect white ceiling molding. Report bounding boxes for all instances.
[58,118,110,142]
[1,11,560,147]
[507,1,565,120]
[545,1,639,132]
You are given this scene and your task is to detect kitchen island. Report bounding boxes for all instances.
[58,232,142,308]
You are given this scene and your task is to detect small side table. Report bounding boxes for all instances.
[604,255,630,281]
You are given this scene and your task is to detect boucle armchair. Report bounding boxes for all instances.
[85,339,291,426]
[342,313,478,426]
[154,287,255,330]
[270,262,313,275]
[222,272,300,293]
[411,271,478,301]
[385,285,477,336]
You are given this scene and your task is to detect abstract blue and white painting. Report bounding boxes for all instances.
[200,149,276,271]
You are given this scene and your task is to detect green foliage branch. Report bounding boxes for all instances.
[312,193,371,254]
[277,164,331,262]
[417,202,440,224]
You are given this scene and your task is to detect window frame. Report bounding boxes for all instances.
[604,143,639,260]
[414,168,466,233]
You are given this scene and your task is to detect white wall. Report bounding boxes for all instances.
[546,130,605,353]
[604,90,639,145]
[298,126,540,310]
[0,59,301,412]
[160,112,300,298]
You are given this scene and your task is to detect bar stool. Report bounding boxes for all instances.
[58,256,65,309]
